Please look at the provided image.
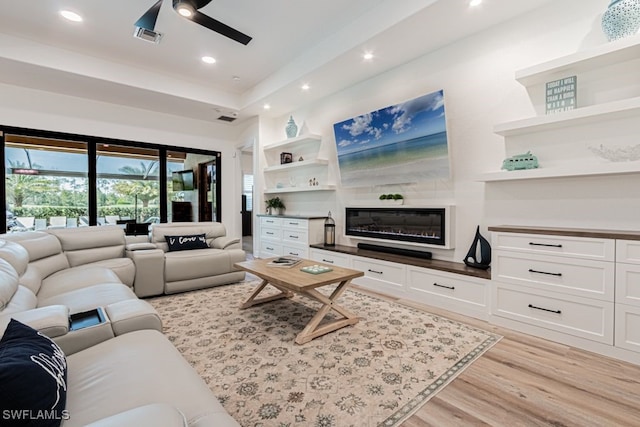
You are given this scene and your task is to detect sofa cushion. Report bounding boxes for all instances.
[164,248,238,282]
[64,330,238,427]
[0,240,30,277]
[0,319,68,427]
[37,283,137,314]
[0,259,19,311]
[71,258,135,287]
[47,226,126,268]
[2,285,38,315]
[165,234,209,252]
[38,267,122,301]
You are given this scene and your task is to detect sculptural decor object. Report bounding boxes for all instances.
[501,151,539,171]
[464,226,491,270]
[601,0,640,42]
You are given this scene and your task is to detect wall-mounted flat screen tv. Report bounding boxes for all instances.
[332,90,450,187]
[172,170,195,191]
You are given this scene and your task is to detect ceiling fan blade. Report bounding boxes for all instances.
[135,0,163,31]
[191,11,252,45]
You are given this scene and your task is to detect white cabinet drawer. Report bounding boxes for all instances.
[615,304,640,353]
[407,266,489,314]
[309,249,350,268]
[282,218,308,229]
[493,283,614,344]
[260,241,282,258]
[260,226,282,241]
[493,252,614,301]
[282,229,308,244]
[352,256,406,294]
[615,263,640,307]
[616,240,640,264]
[493,232,614,261]
[282,244,308,258]
[260,216,283,227]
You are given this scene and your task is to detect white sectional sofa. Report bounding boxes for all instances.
[0,223,243,427]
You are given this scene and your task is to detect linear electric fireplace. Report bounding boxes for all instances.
[345,207,454,249]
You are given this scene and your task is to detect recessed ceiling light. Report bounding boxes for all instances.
[301,83,310,91]
[232,75,240,81]
[469,0,482,6]
[263,104,271,110]
[363,52,374,60]
[202,56,216,64]
[60,10,83,22]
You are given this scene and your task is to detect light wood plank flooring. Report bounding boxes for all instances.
[351,285,640,427]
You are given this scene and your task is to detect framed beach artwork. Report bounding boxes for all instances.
[332,90,450,187]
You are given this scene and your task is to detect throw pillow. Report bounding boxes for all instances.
[165,234,209,252]
[0,319,68,427]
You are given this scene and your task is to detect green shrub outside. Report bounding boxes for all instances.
[13,206,159,221]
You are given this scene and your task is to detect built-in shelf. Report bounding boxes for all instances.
[264,159,329,173]
[264,185,336,194]
[263,134,322,152]
[478,162,640,182]
[515,34,640,86]
[494,96,640,137]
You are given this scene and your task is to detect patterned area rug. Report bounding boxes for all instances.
[149,281,500,427]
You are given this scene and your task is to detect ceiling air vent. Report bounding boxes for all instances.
[217,115,237,122]
[133,26,162,44]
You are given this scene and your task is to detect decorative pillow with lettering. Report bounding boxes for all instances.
[165,234,209,252]
[0,319,68,427]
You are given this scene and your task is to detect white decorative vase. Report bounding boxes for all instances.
[285,116,298,138]
[602,0,640,41]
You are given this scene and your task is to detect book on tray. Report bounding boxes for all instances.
[267,256,302,268]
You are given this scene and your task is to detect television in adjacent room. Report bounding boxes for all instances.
[172,170,195,191]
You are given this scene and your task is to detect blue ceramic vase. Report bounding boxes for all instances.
[601,0,640,41]
[285,116,298,138]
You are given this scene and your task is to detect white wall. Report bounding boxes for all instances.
[256,0,631,262]
[0,83,246,238]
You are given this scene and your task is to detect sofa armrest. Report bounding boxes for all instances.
[0,305,69,338]
[211,236,241,250]
[85,403,187,427]
[126,248,166,297]
[126,242,157,251]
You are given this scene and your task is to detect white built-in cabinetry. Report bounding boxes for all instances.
[479,34,640,182]
[490,226,640,365]
[615,240,640,353]
[263,134,336,193]
[309,246,492,321]
[258,215,324,259]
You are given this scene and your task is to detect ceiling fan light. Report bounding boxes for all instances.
[174,1,195,17]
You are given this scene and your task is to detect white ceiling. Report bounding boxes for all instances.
[0,0,555,124]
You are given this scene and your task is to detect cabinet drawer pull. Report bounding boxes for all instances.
[266,247,274,251]
[528,268,562,277]
[368,269,383,275]
[266,232,274,235]
[288,222,299,226]
[528,304,561,315]
[433,283,455,290]
[289,235,299,239]
[322,259,335,264]
[266,220,274,223]
[529,242,563,248]
[289,252,299,256]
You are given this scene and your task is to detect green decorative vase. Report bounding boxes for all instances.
[602,0,640,41]
[285,116,298,138]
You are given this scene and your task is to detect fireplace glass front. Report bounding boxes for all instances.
[345,207,446,246]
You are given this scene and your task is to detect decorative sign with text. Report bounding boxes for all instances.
[546,76,577,114]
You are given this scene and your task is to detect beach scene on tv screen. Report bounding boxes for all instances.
[333,90,449,187]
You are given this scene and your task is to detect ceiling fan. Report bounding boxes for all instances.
[135,0,252,45]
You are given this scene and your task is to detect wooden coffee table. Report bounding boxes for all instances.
[234,258,364,344]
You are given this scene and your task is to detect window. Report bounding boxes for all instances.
[96,144,159,225]
[1,127,223,231]
[243,174,253,211]
[4,135,88,232]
